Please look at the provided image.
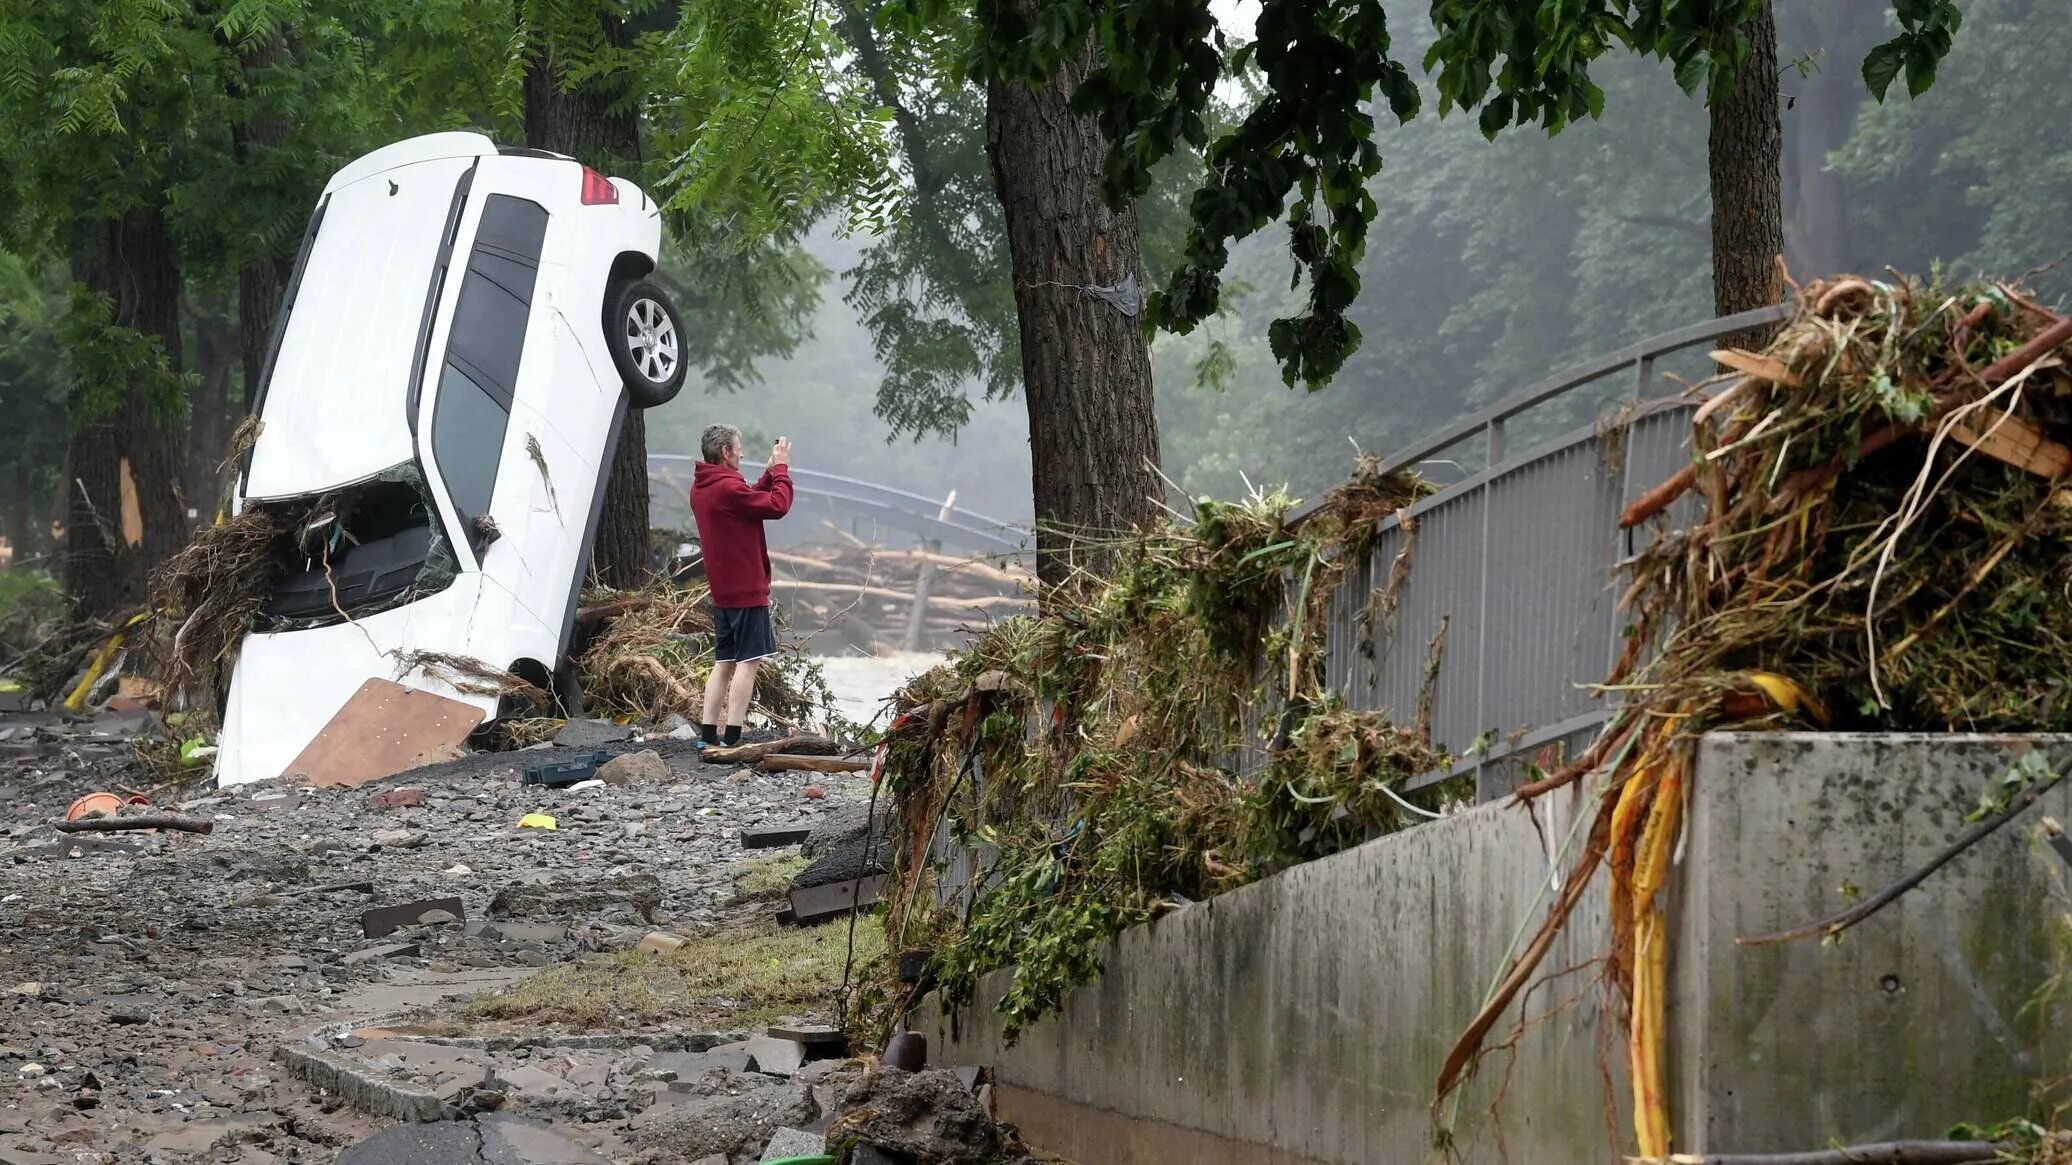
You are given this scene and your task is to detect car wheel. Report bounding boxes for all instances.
[606,279,687,408]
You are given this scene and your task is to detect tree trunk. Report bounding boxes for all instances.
[64,208,190,620]
[188,299,237,514]
[591,408,651,588]
[231,34,295,419]
[524,9,651,590]
[1779,1,1864,282]
[1709,0,1785,352]
[984,3,1162,592]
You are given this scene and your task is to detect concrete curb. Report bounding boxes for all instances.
[274,1037,457,1124]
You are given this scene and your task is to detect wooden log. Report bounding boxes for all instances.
[575,595,655,626]
[699,735,840,765]
[769,578,1028,611]
[760,754,872,774]
[54,813,212,835]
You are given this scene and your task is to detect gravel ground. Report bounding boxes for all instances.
[0,715,873,1164]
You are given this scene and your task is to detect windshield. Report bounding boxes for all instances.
[254,463,460,630]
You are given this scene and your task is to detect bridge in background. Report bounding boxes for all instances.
[647,455,1031,555]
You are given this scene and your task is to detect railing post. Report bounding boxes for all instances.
[1472,419,1499,800]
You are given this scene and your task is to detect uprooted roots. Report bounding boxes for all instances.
[1438,272,2072,1156]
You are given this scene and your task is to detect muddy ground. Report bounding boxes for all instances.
[0,714,882,1165]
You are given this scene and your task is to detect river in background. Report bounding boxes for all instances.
[810,652,946,732]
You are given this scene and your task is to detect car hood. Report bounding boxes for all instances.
[214,581,491,787]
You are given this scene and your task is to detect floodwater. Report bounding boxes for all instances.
[810,651,947,730]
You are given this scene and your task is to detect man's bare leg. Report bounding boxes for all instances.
[725,660,761,737]
[701,661,736,744]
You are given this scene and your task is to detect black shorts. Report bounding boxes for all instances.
[713,605,778,663]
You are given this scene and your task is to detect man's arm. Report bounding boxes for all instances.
[730,463,793,519]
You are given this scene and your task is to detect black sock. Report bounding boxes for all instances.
[700,723,720,746]
[723,724,742,747]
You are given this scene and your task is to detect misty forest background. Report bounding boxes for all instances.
[1,0,2065,559]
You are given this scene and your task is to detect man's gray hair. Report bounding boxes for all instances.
[700,424,741,465]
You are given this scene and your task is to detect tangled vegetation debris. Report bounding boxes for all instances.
[576,580,850,734]
[1438,274,2072,1158]
[865,458,1451,1042]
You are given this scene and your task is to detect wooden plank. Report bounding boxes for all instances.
[1949,414,2072,480]
[360,896,466,939]
[1709,348,1803,388]
[787,875,887,925]
[282,678,484,789]
[742,824,816,849]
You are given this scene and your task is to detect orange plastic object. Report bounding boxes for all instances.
[67,792,123,821]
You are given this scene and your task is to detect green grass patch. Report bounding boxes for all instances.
[466,915,883,1032]
[735,853,811,902]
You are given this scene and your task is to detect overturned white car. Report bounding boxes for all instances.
[216,132,685,787]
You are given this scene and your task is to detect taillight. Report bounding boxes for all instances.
[580,166,619,206]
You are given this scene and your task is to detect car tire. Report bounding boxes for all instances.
[606,279,687,408]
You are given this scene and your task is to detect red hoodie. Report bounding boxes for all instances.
[690,461,793,607]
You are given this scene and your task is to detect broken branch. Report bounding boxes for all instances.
[54,813,213,835]
[1738,767,2062,946]
[699,735,841,765]
[761,753,872,774]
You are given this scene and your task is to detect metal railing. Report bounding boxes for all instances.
[648,454,1033,553]
[1292,304,1789,800]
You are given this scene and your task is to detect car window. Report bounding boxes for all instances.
[430,363,509,524]
[429,194,548,534]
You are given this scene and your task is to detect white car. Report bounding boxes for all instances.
[215,132,685,787]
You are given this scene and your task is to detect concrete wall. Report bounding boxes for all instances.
[919,734,2072,1164]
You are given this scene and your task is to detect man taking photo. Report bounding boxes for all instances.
[689,425,793,747]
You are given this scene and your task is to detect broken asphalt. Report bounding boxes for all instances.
[0,711,893,1164]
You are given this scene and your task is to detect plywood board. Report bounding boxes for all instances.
[284,678,484,789]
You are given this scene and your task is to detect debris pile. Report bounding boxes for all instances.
[1438,274,2072,1158]
[764,541,1033,652]
[577,581,851,735]
[870,457,1449,1041]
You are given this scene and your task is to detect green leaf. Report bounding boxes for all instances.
[1861,40,1905,102]
[1672,52,1707,96]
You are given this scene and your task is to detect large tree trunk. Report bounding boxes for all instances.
[65,207,190,620]
[1709,0,1785,352]
[187,299,237,514]
[984,5,1162,592]
[524,10,651,590]
[1779,1,1865,282]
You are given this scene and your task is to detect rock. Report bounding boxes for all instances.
[343,942,421,966]
[636,1074,819,1164]
[824,1069,1018,1165]
[759,1127,825,1162]
[489,873,663,924]
[482,922,568,946]
[11,982,40,998]
[768,1022,847,1052]
[368,787,427,810]
[417,908,460,925]
[598,749,667,787]
[638,932,686,955]
[555,719,636,749]
[803,784,824,800]
[645,1050,756,1080]
[744,1036,807,1078]
[371,828,428,849]
[496,1064,573,1098]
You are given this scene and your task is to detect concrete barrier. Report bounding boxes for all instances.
[918,734,2072,1163]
